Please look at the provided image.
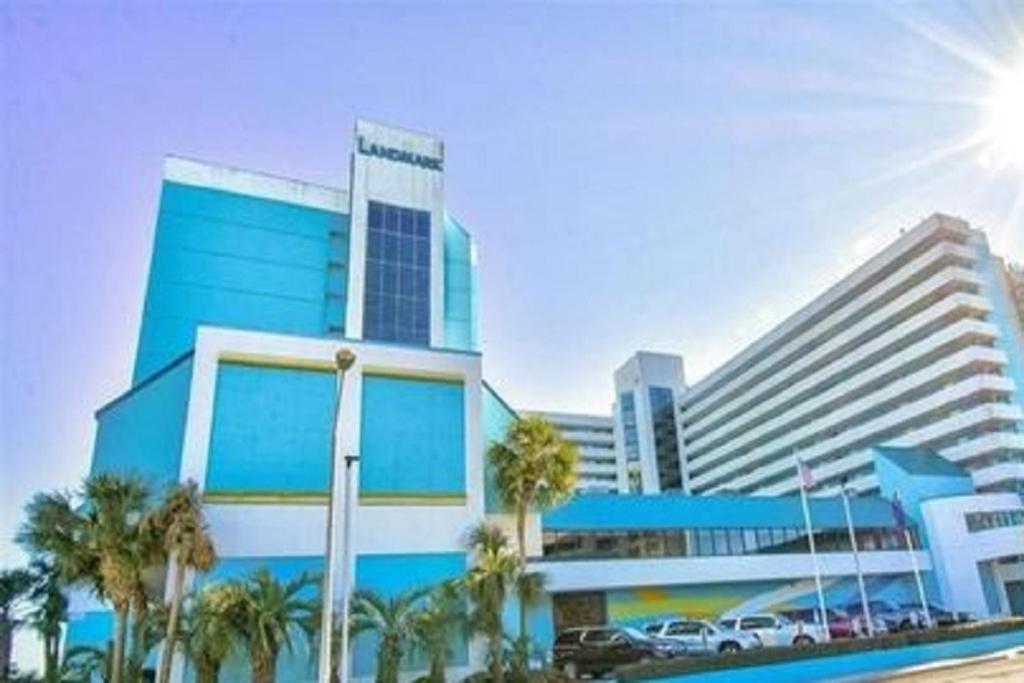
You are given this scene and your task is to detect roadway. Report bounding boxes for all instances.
[876,647,1024,682]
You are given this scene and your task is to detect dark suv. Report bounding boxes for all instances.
[553,626,674,678]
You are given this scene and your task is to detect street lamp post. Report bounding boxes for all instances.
[840,478,874,638]
[338,454,359,683]
[318,349,356,683]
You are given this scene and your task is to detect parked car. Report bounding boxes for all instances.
[553,626,675,678]
[898,602,964,628]
[844,600,902,634]
[717,613,825,647]
[779,607,856,640]
[645,618,762,654]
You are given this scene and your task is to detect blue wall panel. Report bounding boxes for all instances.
[359,375,465,496]
[65,610,115,650]
[443,215,478,351]
[91,354,193,490]
[483,381,518,512]
[134,181,349,383]
[353,552,468,676]
[206,363,335,495]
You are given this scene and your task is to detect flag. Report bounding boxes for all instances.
[797,458,815,489]
[891,493,907,531]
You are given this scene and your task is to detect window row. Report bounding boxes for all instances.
[540,525,919,561]
[367,200,430,238]
[965,508,1024,532]
[368,231,430,269]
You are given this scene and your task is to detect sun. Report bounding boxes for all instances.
[980,62,1024,170]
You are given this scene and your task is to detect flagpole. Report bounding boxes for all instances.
[840,478,874,638]
[796,457,831,643]
[896,491,931,629]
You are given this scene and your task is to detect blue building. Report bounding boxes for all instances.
[69,121,1024,682]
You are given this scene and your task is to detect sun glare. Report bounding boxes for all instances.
[981,62,1024,170]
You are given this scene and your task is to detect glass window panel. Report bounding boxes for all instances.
[385,205,400,233]
[399,268,415,297]
[368,230,383,259]
[368,201,383,229]
[400,236,415,265]
[728,529,745,555]
[415,211,430,238]
[384,233,400,261]
[416,237,430,268]
[713,529,729,556]
[400,208,415,236]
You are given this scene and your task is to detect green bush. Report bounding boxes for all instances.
[617,618,1024,681]
[462,666,570,683]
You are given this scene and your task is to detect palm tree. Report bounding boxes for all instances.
[463,524,519,683]
[148,480,217,683]
[412,581,465,683]
[488,416,577,643]
[181,585,237,683]
[18,474,161,683]
[222,569,319,683]
[1,567,34,680]
[27,559,67,683]
[348,587,429,683]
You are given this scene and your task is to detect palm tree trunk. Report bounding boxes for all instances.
[1,619,13,681]
[489,631,503,683]
[516,503,528,642]
[111,606,129,683]
[44,632,60,682]
[157,558,187,683]
[127,606,147,683]
[429,651,445,683]
[196,659,219,683]
[251,649,276,683]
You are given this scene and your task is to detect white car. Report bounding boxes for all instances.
[718,614,824,647]
[644,619,762,654]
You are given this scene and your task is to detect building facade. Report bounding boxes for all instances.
[526,411,622,494]
[535,447,1024,635]
[679,215,1024,498]
[75,121,502,682]
[611,216,1024,500]
[67,121,1024,683]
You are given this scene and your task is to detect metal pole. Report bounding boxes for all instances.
[798,479,831,643]
[318,350,355,683]
[339,455,359,683]
[841,484,874,637]
[905,527,932,628]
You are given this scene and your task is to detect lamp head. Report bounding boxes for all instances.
[335,348,356,371]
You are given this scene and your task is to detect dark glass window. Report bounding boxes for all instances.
[540,524,919,560]
[648,387,682,491]
[363,200,430,346]
[620,391,640,462]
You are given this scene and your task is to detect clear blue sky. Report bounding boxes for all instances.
[2,0,1023,581]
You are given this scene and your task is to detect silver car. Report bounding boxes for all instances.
[644,619,762,654]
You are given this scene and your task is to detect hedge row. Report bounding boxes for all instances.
[616,618,1024,681]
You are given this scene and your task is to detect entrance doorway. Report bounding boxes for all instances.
[553,592,607,633]
[1006,581,1024,616]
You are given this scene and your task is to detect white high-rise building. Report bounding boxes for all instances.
[612,352,687,493]
[527,411,622,493]
[679,214,1024,497]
